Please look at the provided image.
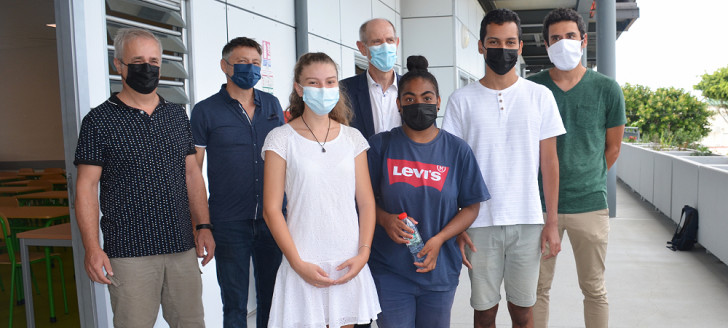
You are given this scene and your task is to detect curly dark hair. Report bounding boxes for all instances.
[480,8,522,42]
[287,52,352,125]
[542,8,586,46]
[398,55,439,99]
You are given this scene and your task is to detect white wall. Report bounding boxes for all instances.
[454,0,485,79]
[190,0,297,110]
[401,0,485,114]
[307,0,402,80]
[0,45,65,162]
[75,0,114,326]
[0,2,65,164]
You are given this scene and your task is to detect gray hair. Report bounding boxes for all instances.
[359,18,397,43]
[113,28,163,60]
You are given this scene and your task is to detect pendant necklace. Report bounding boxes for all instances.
[301,116,330,153]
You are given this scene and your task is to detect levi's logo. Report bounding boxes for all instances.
[387,158,449,191]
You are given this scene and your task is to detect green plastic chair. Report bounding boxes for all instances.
[0,216,68,326]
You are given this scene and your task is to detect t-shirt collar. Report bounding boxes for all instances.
[478,76,522,94]
[108,92,167,112]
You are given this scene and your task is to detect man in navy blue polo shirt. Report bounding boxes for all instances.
[190,37,285,328]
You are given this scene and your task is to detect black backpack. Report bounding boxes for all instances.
[667,205,699,251]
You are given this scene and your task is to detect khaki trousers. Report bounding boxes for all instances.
[108,248,204,328]
[534,209,609,328]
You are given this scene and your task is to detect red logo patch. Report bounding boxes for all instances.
[387,159,449,191]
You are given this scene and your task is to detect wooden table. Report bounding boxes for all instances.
[0,180,30,186]
[0,206,69,218]
[44,178,68,191]
[18,223,72,328]
[0,186,46,196]
[0,206,70,229]
[16,191,70,206]
[16,172,63,180]
[0,175,23,183]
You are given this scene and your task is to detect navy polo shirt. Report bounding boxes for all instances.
[190,85,285,223]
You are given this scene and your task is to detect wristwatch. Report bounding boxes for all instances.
[195,223,214,231]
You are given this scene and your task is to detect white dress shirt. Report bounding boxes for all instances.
[366,69,400,134]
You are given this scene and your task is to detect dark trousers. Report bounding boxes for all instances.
[213,219,282,328]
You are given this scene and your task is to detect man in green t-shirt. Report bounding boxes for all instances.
[527,8,626,328]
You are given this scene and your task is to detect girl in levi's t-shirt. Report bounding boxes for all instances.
[366,55,490,327]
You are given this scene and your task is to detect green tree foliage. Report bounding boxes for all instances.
[622,83,711,147]
[622,83,651,126]
[695,66,728,122]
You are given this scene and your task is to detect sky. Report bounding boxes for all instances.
[615,0,728,95]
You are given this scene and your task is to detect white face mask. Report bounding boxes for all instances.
[547,39,583,71]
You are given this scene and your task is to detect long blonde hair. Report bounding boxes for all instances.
[288,52,352,125]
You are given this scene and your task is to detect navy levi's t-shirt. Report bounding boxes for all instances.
[367,127,490,291]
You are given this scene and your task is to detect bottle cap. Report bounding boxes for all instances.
[398,212,408,220]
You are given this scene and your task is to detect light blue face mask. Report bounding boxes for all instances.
[368,43,397,72]
[301,85,340,116]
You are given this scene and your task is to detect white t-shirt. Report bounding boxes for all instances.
[442,78,565,227]
[367,69,401,134]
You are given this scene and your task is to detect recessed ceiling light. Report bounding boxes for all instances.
[46,24,56,28]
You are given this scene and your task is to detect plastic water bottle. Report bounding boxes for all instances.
[399,212,426,263]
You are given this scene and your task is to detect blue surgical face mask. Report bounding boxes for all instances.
[300,85,340,116]
[368,43,397,72]
[227,62,261,89]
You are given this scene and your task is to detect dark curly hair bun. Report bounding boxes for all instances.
[406,55,429,72]
[398,55,439,99]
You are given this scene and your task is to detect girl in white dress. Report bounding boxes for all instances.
[262,52,381,328]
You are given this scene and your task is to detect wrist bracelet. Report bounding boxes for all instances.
[196,223,214,231]
[359,244,371,250]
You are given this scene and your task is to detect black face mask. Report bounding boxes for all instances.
[401,103,438,131]
[122,62,160,94]
[485,48,519,75]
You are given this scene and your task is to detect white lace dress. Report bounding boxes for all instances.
[262,123,381,328]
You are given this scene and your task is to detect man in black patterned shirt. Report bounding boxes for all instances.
[74,28,215,327]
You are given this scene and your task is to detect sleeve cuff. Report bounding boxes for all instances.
[73,159,104,167]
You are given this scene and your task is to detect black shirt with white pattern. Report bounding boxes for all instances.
[74,93,197,258]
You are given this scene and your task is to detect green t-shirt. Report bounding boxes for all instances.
[528,69,626,214]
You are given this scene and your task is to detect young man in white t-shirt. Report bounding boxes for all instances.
[442,9,565,328]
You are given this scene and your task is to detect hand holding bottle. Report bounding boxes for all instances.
[414,235,444,273]
[383,212,418,244]
[399,212,426,263]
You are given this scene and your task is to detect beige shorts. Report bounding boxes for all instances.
[108,248,204,327]
[465,224,543,310]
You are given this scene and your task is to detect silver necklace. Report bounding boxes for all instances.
[301,116,330,153]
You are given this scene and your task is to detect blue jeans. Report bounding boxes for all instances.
[373,271,457,328]
[213,219,282,328]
